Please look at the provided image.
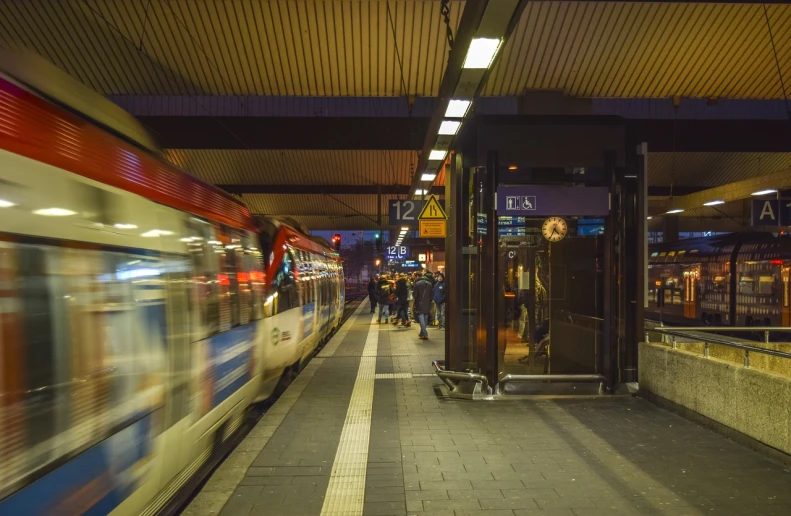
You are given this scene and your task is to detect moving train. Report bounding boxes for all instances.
[647,233,791,327]
[0,51,343,515]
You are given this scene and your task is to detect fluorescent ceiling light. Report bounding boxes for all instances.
[438,120,461,135]
[33,207,76,216]
[703,200,725,206]
[428,150,446,161]
[113,223,137,229]
[415,189,426,196]
[463,38,502,69]
[647,216,653,220]
[666,209,684,214]
[180,237,193,242]
[401,226,409,231]
[445,99,470,118]
[208,240,222,245]
[141,229,174,238]
[0,199,15,208]
[421,173,437,181]
[752,189,777,196]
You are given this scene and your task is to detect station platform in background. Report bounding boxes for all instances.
[184,302,791,516]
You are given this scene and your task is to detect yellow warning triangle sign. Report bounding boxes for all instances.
[418,194,447,220]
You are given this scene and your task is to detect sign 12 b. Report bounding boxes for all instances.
[385,245,409,261]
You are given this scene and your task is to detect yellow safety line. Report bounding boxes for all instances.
[320,317,379,516]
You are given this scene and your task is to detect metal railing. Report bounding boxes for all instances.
[431,360,489,392]
[648,327,791,367]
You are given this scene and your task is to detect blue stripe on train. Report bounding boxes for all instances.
[210,322,256,408]
[302,302,315,338]
[0,414,154,515]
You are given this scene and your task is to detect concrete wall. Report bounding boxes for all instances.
[639,342,791,456]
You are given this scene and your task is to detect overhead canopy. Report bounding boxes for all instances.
[4,0,791,229]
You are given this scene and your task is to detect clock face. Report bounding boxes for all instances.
[542,217,567,242]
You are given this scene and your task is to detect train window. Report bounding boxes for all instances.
[758,276,775,295]
[739,276,755,295]
[273,251,300,313]
[0,243,166,501]
[185,220,220,339]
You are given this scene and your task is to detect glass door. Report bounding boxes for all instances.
[498,217,605,377]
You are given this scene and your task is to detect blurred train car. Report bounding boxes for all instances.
[648,233,791,327]
[0,51,343,515]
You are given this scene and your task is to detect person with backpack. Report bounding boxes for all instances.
[376,275,392,323]
[412,271,434,339]
[393,274,411,327]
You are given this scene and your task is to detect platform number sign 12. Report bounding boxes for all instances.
[385,245,409,261]
[389,199,446,226]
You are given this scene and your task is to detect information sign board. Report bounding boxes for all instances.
[419,220,446,238]
[497,185,609,216]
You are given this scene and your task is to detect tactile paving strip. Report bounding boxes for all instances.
[320,319,379,516]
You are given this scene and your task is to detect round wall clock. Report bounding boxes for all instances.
[542,216,567,242]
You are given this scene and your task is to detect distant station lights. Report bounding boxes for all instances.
[752,189,778,196]
[415,189,427,196]
[421,173,437,181]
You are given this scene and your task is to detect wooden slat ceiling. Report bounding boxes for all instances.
[164,149,416,186]
[7,1,791,100]
[0,0,462,96]
[487,2,791,99]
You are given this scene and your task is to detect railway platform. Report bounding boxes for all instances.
[184,302,791,516]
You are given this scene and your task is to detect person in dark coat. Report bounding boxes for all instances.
[367,276,378,313]
[433,273,446,329]
[376,275,392,323]
[412,271,434,339]
[393,274,411,326]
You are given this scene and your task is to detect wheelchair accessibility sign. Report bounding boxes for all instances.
[506,196,536,211]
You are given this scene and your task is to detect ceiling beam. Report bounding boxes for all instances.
[665,168,791,212]
[410,0,526,198]
[140,116,429,150]
[630,119,791,153]
[220,185,445,195]
[222,184,693,197]
[140,115,791,152]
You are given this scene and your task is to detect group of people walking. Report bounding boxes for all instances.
[367,270,446,340]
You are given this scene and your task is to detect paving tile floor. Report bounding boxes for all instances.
[187,305,791,516]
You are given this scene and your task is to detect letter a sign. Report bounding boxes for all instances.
[751,199,791,226]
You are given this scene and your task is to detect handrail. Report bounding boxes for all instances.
[651,326,791,332]
[650,327,791,366]
[557,311,604,324]
[500,373,607,384]
[432,360,489,391]
[647,324,791,344]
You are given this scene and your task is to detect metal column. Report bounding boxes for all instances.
[446,153,464,370]
[481,151,501,386]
